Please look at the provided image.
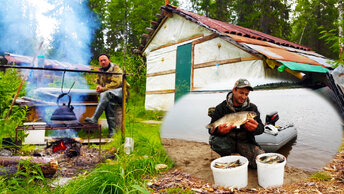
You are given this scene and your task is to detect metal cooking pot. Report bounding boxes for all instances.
[50,93,77,121]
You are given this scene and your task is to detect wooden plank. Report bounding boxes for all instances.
[192,33,218,45]
[194,58,241,69]
[193,56,260,69]
[146,69,176,77]
[151,34,203,52]
[146,90,175,94]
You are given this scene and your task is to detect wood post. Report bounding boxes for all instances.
[121,73,127,143]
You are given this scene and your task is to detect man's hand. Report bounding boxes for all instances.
[96,85,104,93]
[244,118,258,131]
[217,123,235,134]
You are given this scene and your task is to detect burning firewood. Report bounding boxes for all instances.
[46,137,82,158]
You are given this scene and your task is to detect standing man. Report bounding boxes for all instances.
[208,78,264,168]
[85,53,124,137]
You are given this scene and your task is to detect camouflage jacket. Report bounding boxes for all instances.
[209,91,264,144]
[96,63,123,91]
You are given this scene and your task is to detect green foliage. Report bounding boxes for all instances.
[190,0,235,22]
[112,52,147,95]
[103,0,179,52]
[291,0,338,58]
[233,0,260,27]
[310,171,333,181]
[0,69,28,143]
[190,0,291,39]
[234,0,292,39]
[319,18,344,66]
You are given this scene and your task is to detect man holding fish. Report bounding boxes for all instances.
[207,78,265,168]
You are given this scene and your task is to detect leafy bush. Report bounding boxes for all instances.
[0,69,28,144]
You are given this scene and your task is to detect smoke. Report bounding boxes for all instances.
[0,0,40,56]
[0,1,101,130]
[46,0,99,65]
[0,0,99,65]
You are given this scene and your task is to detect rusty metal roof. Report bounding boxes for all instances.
[163,5,311,51]
[243,43,325,66]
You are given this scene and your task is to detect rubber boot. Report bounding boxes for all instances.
[85,92,110,123]
[105,103,117,137]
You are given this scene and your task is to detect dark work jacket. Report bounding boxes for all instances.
[209,91,264,145]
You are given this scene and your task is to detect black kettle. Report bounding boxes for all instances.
[51,93,77,121]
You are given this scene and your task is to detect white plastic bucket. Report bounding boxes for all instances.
[23,122,46,145]
[210,155,248,188]
[256,153,286,188]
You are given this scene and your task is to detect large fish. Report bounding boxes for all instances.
[206,111,257,130]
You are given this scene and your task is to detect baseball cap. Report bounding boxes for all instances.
[234,78,253,91]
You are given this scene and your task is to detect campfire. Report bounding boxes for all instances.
[47,137,82,158]
[6,122,108,178]
[7,84,108,178]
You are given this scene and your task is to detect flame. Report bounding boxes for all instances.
[53,141,67,153]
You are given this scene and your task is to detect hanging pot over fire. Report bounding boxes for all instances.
[50,92,77,121]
